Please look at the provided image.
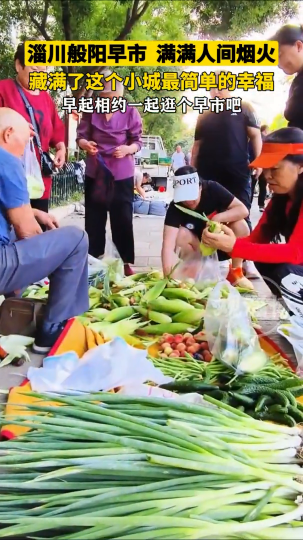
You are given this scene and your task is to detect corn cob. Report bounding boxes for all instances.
[103,306,135,323]
[149,297,195,314]
[140,279,168,304]
[174,205,224,257]
[86,308,109,321]
[85,327,97,349]
[110,294,130,307]
[142,322,195,335]
[91,330,105,345]
[134,306,172,324]
[89,297,100,309]
[162,288,198,300]
[172,308,205,324]
[132,270,163,281]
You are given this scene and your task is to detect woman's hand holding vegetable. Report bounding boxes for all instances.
[202,224,236,253]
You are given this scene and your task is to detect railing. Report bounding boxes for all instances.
[50,172,84,207]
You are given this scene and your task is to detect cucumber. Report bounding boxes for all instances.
[268,404,288,414]
[283,391,298,408]
[270,378,303,391]
[255,395,272,413]
[238,376,278,386]
[256,412,296,427]
[240,386,289,406]
[296,402,303,413]
[228,392,255,406]
[206,389,226,400]
[159,381,219,394]
[287,405,303,423]
[246,409,257,418]
[288,386,303,398]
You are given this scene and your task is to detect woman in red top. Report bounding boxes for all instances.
[202,127,303,315]
[0,42,66,213]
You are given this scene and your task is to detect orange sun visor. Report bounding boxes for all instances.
[250,143,303,169]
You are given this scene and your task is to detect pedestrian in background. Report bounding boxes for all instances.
[171,144,186,172]
[251,124,270,212]
[272,24,303,130]
[77,80,142,276]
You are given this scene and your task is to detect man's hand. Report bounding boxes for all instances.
[33,209,59,230]
[84,141,98,156]
[202,225,236,253]
[113,145,130,158]
[54,148,66,168]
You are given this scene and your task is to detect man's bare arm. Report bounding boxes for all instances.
[7,204,42,240]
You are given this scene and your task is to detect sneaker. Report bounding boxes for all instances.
[243,260,260,280]
[259,207,265,212]
[33,321,67,355]
[124,264,135,277]
[227,265,254,291]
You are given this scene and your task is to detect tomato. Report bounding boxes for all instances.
[203,351,212,362]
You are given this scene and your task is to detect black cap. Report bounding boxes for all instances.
[271,24,303,45]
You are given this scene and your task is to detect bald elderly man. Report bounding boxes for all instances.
[0,108,89,353]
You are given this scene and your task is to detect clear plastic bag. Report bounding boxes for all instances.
[204,281,268,374]
[22,139,45,199]
[173,249,222,290]
[87,238,124,290]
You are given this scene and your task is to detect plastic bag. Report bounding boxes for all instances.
[204,281,268,375]
[27,337,172,393]
[22,139,45,199]
[277,316,303,375]
[173,248,221,290]
[118,384,208,405]
[88,238,124,291]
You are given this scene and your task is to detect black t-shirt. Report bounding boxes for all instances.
[194,102,260,187]
[284,70,303,130]
[164,180,234,239]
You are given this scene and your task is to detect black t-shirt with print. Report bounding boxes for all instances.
[194,102,260,189]
[165,180,234,240]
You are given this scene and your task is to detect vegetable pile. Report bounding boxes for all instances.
[22,271,257,343]
[157,331,212,361]
[1,392,303,539]
[150,332,303,427]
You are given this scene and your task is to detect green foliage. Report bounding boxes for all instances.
[0,0,299,149]
[270,113,288,132]
[191,0,298,38]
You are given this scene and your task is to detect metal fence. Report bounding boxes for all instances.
[50,172,84,207]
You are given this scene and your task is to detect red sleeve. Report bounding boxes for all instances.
[232,201,303,264]
[49,95,65,148]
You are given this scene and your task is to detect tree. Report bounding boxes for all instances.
[270,113,288,131]
[0,0,299,149]
[191,0,297,38]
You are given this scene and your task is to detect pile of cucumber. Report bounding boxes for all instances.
[160,365,303,427]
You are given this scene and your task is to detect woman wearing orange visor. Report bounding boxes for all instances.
[202,127,303,315]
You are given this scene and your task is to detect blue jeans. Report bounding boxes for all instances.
[0,227,89,324]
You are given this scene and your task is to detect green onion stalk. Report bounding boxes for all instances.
[0,392,302,538]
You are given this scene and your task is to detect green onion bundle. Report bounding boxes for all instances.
[0,392,303,538]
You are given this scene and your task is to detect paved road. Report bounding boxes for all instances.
[61,196,264,270]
